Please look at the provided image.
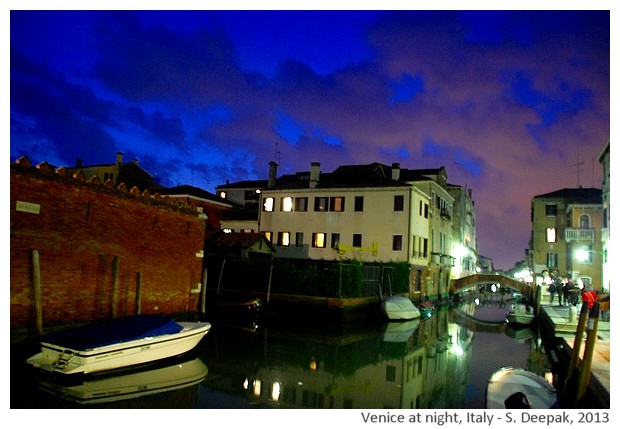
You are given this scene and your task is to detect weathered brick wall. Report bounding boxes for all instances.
[10,158,206,330]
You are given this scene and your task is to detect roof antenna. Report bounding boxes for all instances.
[274,141,281,165]
[571,153,584,188]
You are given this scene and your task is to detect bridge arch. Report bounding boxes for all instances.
[450,273,534,300]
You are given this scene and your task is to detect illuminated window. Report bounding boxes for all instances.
[312,233,326,248]
[278,231,290,247]
[219,191,227,199]
[264,231,272,242]
[314,197,328,211]
[263,197,274,212]
[330,196,345,212]
[281,197,293,212]
[546,228,556,243]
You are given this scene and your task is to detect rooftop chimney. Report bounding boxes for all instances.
[116,152,123,165]
[268,161,278,188]
[309,162,320,188]
[392,163,401,181]
[76,158,83,168]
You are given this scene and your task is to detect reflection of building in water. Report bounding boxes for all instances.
[231,308,474,409]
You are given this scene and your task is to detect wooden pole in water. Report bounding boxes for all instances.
[32,250,43,336]
[135,272,142,315]
[200,267,207,317]
[266,262,274,304]
[216,258,226,296]
[111,256,119,318]
[576,302,600,404]
[564,302,589,396]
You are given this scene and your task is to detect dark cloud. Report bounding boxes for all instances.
[9,10,610,269]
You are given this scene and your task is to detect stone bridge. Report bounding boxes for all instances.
[450,273,534,300]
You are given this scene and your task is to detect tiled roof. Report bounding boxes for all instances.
[533,188,602,204]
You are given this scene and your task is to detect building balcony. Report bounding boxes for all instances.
[601,228,609,243]
[565,228,595,242]
[431,252,455,266]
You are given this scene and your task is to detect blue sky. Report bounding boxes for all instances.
[9,6,612,269]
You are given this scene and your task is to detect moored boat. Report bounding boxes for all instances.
[381,296,421,320]
[505,303,535,325]
[26,314,211,375]
[486,367,559,409]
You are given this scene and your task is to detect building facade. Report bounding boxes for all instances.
[230,161,476,300]
[529,188,604,291]
[597,139,610,293]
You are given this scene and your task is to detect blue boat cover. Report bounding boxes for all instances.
[42,314,184,351]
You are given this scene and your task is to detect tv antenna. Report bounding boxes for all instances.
[571,156,584,188]
[274,141,281,165]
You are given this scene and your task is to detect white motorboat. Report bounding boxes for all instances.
[486,367,559,409]
[505,303,535,325]
[26,314,211,375]
[381,296,421,320]
[37,357,208,404]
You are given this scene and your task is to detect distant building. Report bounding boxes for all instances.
[529,187,604,291]
[65,152,161,192]
[159,185,234,231]
[597,139,610,292]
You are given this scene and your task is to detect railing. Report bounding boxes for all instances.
[601,228,609,242]
[565,228,595,242]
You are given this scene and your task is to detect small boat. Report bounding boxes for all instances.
[486,367,559,409]
[26,314,211,375]
[381,296,421,320]
[417,299,435,319]
[506,303,535,325]
[37,357,208,405]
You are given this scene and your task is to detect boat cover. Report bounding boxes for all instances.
[41,315,184,350]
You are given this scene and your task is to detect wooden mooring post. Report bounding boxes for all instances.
[564,302,589,397]
[32,250,43,336]
[111,256,120,319]
[135,272,142,315]
[575,302,600,405]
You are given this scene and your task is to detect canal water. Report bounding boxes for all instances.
[10,295,551,409]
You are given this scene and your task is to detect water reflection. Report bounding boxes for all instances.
[18,297,548,409]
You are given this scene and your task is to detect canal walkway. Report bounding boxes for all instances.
[538,301,610,407]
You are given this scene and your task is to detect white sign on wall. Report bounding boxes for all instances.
[16,201,41,214]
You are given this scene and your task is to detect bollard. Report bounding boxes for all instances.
[569,305,577,323]
[575,302,600,405]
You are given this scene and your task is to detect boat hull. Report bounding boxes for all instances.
[27,321,211,375]
[381,296,421,320]
[486,367,559,409]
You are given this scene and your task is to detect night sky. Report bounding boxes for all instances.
[9,7,611,270]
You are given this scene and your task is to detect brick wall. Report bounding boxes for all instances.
[10,158,207,330]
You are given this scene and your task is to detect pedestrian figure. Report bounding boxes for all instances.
[581,285,597,309]
[554,276,564,306]
[548,281,557,304]
[562,277,571,306]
